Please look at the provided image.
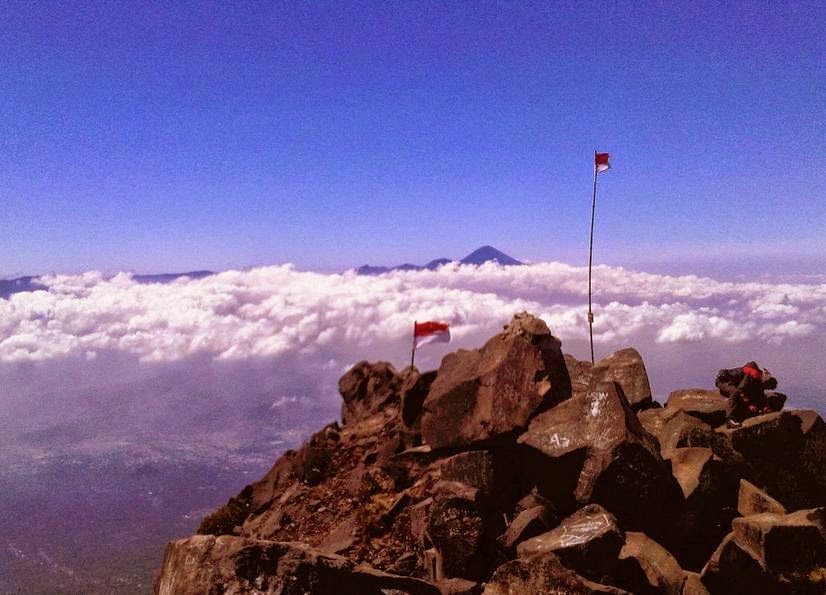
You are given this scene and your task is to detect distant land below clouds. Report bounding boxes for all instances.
[356,245,522,275]
[0,246,521,297]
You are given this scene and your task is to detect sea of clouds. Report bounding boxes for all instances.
[1,261,824,446]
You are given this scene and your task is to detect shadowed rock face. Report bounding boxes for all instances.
[157,312,826,595]
[421,312,570,450]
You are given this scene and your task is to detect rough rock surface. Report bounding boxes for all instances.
[484,552,629,594]
[665,389,729,428]
[421,312,570,450]
[155,535,440,595]
[157,313,826,595]
[567,348,654,410]
[518,381,679,535]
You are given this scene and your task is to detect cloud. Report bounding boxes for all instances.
[1,261,824,430]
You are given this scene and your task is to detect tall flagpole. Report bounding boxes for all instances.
[587,151,598,364]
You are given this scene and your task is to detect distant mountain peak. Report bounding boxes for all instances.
[356,246,522,275]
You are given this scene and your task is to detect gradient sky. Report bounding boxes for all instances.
[2,1,824,277]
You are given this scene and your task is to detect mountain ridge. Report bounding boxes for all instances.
[356,245,522,275]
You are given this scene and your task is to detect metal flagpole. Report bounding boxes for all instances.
[410,320,417,368]
[587,151,598,364]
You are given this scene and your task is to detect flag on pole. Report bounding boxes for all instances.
[595,152,610,174]
[414,321,450,348]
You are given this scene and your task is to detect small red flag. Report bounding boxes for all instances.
[595,152,610,174]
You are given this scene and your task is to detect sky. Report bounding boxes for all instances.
[2,1,824,277]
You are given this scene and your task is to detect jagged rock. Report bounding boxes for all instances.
[700,532,775,594]
[294,423,341,485]
[571,348,654,410]
[640,408,712,452]
[732,508,826,575]
[421,312,570,450]
[497,505,554,550]
[513,487,556,516]
[410,498,433,547]
[155,535,440,595]
[617,531,687,595]
[662,447,741,570]
[425,481,502,581]
[517,504,624,584]
[484,552,630,594]
[718,411,823,510]
[701,509,826,594]
[439,451,496,495]
[390,551,419,576]
[340,361,402,425]
[681,572,709,595]
[401,369,438,427]
[436,577,482,595]
[518,381,679,535]
[666,389,729,427]
[565,353,593,396]
[738,479,786,517]
[318,514,357,554]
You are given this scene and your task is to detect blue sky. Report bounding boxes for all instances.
[2,1,824,277]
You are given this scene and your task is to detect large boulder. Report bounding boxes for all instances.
[661,447,741,570]
[424,481,503,581]
[737,479,786,517]
[421,313,570,450]
[518,381,680,534]
[400,368,438,427]
[483,552,629,594]
[155,535,440,595]
[718,411,824,510]
[516,504,625,584]
[665,389,729,428]
[567,348,654,411]
[339,361,403,425]
[616,531,688,595]
[701,508,826,594]
[639,408,712,452]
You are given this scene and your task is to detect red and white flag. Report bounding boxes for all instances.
[414,321,450,348]
[595,152,610,174]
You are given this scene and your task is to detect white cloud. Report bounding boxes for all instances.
[1,262,824,427]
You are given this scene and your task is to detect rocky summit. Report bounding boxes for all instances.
[156,313,826,594]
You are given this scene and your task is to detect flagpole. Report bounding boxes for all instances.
[410,320,417,369]
[588,151,597,364]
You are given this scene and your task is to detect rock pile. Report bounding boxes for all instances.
[156,313,826,594]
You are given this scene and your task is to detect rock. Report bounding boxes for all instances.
[294,423,341,485]
[681,572,709,595]
[564,353,593,396]
[586,348,654,410]
[737,479,786,517]
[793,410,826,503]
[421,312,570,450]
[340,361,402,425]
[518,381,679,535]
[513,487,556,516]
[410,498,433,547]
[701,509,826,594]
[484,552,630,594]
[439,451,496,495]
[639,408,713,453]
[665,389,729,427]
[718,411,819,509]
[617,532,687,595]
[318,514,357,554]
[662,447,741,570]
[732,508,826,575]
[390,551,419,576]
[425,482,502,581]
[700,532,775,595]
[497,505,554,550]
[155,535,440,595]
[435,577,482,595]
[401,369,438,427]
[517,504,624,584]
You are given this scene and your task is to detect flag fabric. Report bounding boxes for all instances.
[414,321,450,348]
[595,152,610,174]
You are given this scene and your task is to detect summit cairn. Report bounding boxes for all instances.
[157,313,826,594]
